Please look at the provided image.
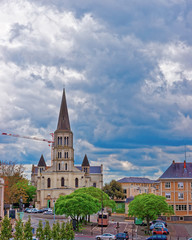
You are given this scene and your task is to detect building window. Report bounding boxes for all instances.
[165,193,171,199]
[123,189,127,194]
[67,137,69,146]
[75,178,78,188]
[64,152,68,159]
[47,178,51,188]
[58,137,62,146]
[176,205,187,211]
[61,177,64,187]
[58,152,62,159]
[84,168,87,173]
[191,192,192,199]
[64,137,69,146]
[178,193,184,199]
[178,182,184,188]
[191,182,192,188]
[189,205,192,211]
[58,163,61,171]
[93,182,96,187]
[165,182,170,188]
[65,163,67,170]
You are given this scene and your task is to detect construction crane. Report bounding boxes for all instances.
[1,132,54,145]
[1,132,55,163]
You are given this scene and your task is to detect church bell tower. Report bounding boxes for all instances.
[52,89,74,172]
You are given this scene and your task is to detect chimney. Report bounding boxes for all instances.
[172,160,175,164]
[184,160,186,169]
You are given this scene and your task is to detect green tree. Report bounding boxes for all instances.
[103,179,125,199]
[60,222,66,240]
[16,178,36,203]
[0,215,12,240]
[55,192,100,230]
[74,187,116,209]
[44,221,52,240]
[24,216,33,240]
[14,218,24,240]
[128,193,174,231]
[65,222,74,240]
[36,220,44,240]
[52,221,61,240]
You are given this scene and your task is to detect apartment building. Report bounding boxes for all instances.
[159,160,192,221]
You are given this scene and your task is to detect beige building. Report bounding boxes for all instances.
[31,89,103,209]
[0,178,4,219]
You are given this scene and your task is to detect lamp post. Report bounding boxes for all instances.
[101,190,103,235]
[53,200,55,223]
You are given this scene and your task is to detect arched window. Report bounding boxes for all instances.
[93,182,96,187]
[75,178,78,188]
[47,178,51,188]
[60,137,62,145]
[61,177,65,187]
[58,163,61,170]
[58,137,60,145]
[64,137,66,146]
[65,163,67,170]
[58,152,62,159]
[67,137,69,146]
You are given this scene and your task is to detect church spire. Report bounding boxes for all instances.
[57,89,71,131]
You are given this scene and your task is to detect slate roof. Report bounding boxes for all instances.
[117,177,155,184]
[38,155,46,167]
[76,166,102,174]
[82,154,90,166]
[159,161,192,179]
[57,89,71,131]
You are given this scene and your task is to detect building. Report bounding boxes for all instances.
[31,89,103,209]
[118,177,157,214]
[159,160,192,221]
[0,178,4,219]
[118,177,157,198]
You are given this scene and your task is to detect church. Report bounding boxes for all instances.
[31,89,103,209]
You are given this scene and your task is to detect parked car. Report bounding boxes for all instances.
[26,208,33,213]
[150,220,167,227]
[43,209,53,215]
[150,222,166,231]
[37,209,45,213]
[95,233,116,239]
[116,232,129,239]
[146,234,167,240]
[24,208,31,212]
[153,227,169,235]
[31,208,39,213]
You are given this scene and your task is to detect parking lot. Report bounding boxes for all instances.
[22,213,192,240]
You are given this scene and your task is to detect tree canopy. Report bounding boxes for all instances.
[55,192,100,229]
[128,193,174,231]
[103,179,125,199]
[74,187,116,209]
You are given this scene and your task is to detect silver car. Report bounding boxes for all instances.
[95,233,116,240]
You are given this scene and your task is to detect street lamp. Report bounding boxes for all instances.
[53,200,55,223]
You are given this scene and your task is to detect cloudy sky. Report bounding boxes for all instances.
[0,0,192,183]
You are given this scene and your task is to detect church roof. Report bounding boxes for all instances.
[57,89,71,131]
[38,155,46,167]
[82,154,90,166]
[76,166,102,174]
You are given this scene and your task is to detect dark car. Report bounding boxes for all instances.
[150,220,167,227]
[146,235,167,240]
[116,232,129,240]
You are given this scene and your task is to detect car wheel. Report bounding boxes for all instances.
[96,238,101,240]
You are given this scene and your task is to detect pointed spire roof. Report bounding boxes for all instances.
[82,154,90,167]
[57,89,71,131]
[38,155,46,167]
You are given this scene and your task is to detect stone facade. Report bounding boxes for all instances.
[31,89,103,209]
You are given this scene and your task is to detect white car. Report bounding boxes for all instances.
[150,222,165,231]
[95,233,116,240]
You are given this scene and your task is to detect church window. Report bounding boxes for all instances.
[64,137,66,146]
[61,177,65,187]
[75,178,78,188]
[58,137,62,146]
[64,152,68,159]
[58,163,61,170]
[58,152,62,159]
[93,182,96,187]
[84,168,87,173]
[67,137,69,146]
[47,178,51,188]
[65,163,67,170]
